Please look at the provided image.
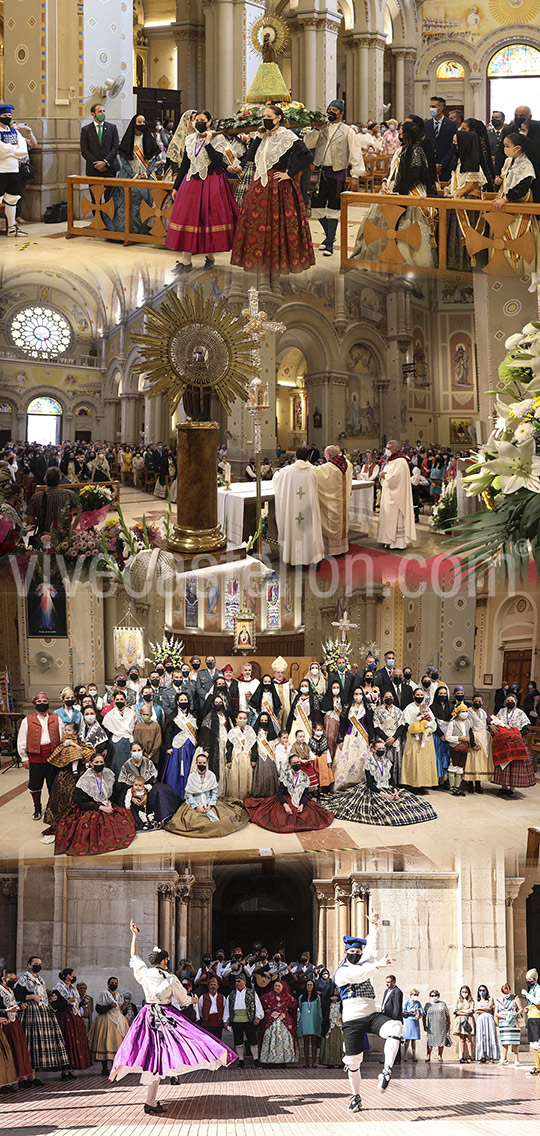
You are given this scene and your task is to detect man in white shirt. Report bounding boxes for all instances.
[198,976,226,1039]
[223,975,263,1067]
[334,913,401,1113]
[17,692,64,820]
[0,103,29,237]
[237,662,260,713]
[305,99,365,257]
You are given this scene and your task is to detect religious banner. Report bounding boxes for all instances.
[113,626,145,669]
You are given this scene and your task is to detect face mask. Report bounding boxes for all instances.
[514,114,527,128]
[135,125,144,134]
[290,762,301,771]
[109,982,118,990]
[429,107,438,117]
[384,699,393,707]
[506,701,516,709]
[414,698,424,705]
[473,702,481,709]
[479,990,487,997]
[422,681,431,689]
[0,115,12,126]
[179,702,189,711]
[367,662,376,671]
[115,702,125,710]
[89,689,97,697]
[195,121,207,133]
[165,666,173,673]
[263,118,275,132]
[36,703,49,713]
[84,714,96,725]
[431,995,439,1002]
[182,669,189,676]
[327,111,339,121]
[31,964,42,973]
[338,663,346,672]
[404,672,412,680]
[131,752,143,762]
[143,693,153,703]
[93,763,105,773]
[151,679,160,687]
[156,667,164,675]
[491,118,502,129]
[360,127,368,134]
[129,673,138,681]
[95,112,106,123]
[458,713,468,720]
[300,688,309,696]
[346,952,361,965]
[192,661,200,670]
[117,679,126,688]
[374,749,386,759]
[6,979,16,989]
[197,764,207,773]
[365,675,373,684]
[65,699,75,707]
[386,658,394,667]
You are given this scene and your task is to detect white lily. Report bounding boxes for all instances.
[507,398,535,418]
[504,333,525,350]
[484,437,540,494]
[464,470,495,496]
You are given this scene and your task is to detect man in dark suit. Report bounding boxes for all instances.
[375,651,397,692]
[423,95,455,181]
[381,975,403,1064]
[327,655,355,703]
[494,105,540,200]
[195,655,222,718]
[80,102,120,177]
[488,111,505,159]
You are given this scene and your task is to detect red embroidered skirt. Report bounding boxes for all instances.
[231,175,315,274]
[165,171,238,253]
[54,804,137,856]
[243,794,333,833]
[2,1020,32,1079]
[55,1009,92,1069]
[491,727,536,789]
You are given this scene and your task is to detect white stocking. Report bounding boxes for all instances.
[236,1044,244,1062]
[383,1036,400,1068]
[251,1045,259,1061]
[347,1066,362,1095]
[146,1078,159,1107]
[4,203,17,229]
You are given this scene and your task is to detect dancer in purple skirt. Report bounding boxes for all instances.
[110,921,237,1115]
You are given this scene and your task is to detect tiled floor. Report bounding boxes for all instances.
[3,1062,539,1136]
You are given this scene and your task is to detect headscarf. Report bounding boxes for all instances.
[465,118,495,187]
[118,115,161,161]
[431,685,452,723]
[165,108,197,169]
[455,130,480,174]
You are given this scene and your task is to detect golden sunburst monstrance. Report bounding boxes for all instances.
[250,13,290,57]
[131,288,258,415]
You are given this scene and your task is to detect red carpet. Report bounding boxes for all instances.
[313,544,461,591]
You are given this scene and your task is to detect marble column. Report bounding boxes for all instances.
[385,283,413,443]
[16,411,26,443]
[144,393,164,446]
[313,882,334,965]
[504,878,525,987]
[357,38,370,122]
[202,0,217,115]
[366,34,386,121]
[393,50,406,123]
[334,882,352,946]
[299,19,318,110]
[173,25,205,109]
[189,882,216,958]
[303,371,348,453]
[120,394,138,443]
[63,413,74,442]
[218,0,235,115]
[103,398,120,441]
[174,871,195,963]
[351,880,369,939]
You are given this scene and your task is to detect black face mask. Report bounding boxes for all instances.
[93,763,105,773]
[151,679,160,687]
[414,698,424,705]
[36,703,49,713]
[195,121,207,133]
[383,700,393,707]
[473,701,482,709]
[327,111,339,121]
[197,764,207,773]
[115,702,125,710]
[129,673,138,681]
[0,116,12,126]
[491,118,503,129]
[179,702,189,711]
[64,699,75,707]
[182,669,190,677]
[165,666,173,673]
[6,979,16,989]
[374,749,386,759]
[346,952,361,966]
[514,115,527,128]
[290,762,301,772]
[109,983,118,990]
[31,964,42,973]
[365,675,373,683]
[404,672,412,680]
[156,667,164,674]
[506,701,516,709]
[117,679,126,688]
[422,681,431,689]
[263,117,275,132]
[143,693,153,702]
[192,662,200,669]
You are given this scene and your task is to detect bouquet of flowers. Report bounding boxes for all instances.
[430,479,457,532]
[458,319,540,576]
[219,101,325,135]
[146,632,185,668]
[78,484,115,531]
[322,636,353,671]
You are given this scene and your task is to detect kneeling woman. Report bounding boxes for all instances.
[53,752,137,856]
[110,921,237,1115]
[243,751,334,833]
[165,109,240,272]
[165,749,249,838]
[322,739,437,826]
[231,104,315,275]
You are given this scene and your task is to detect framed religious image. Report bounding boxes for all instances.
[113,626,146,669]
[26,571,68,638]
[233,607,256,654]
[483,674,493,686]
[450,417,472,444]
[313,408,322,429]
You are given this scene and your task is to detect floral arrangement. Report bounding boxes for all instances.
[219,101,325,134]
[322,635,354,671]
[146,632,185,667]
[458,319,540,575]
[430,479,457,532]
[79,485,115,512]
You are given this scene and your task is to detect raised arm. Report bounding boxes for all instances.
[130,919,139,959]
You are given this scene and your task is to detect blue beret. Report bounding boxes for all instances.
[328,99,345,113]
[0,105,15,114]
[343,935,367,949]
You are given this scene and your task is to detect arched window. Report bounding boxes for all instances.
[0,403,13,415]
[436,60,465,80]
[488,45,540,77]
[8,305,72,359]
[26,396,63,446]
[488,44,540,122]
[27,397,62,416]
[75,405,91,417]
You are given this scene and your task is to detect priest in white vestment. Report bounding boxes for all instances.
[315,445,353,556]
[377,440,416,550]
[273,448,324,566]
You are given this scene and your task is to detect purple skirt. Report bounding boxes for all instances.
[110,1003,237,1083]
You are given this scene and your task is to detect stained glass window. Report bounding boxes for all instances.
[266,573,281,630]
[224,576,241,630]
[26,397,62,416]
[488,45,540,77]
[184,573,199,628]
[75,405,91,417]
[436,60,465,80]
[8,305,72,359]
[0,403,12,414]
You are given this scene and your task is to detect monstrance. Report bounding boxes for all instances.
[132,288,257,555]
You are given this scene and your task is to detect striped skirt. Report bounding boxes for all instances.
[18,1004,70,1071]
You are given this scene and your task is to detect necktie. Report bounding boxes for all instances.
[98,124,103,145]
[434,119,440,138]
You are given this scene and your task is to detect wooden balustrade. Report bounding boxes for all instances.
[37,479,121,502]
[340,190,540,276]
[66,175,175,246]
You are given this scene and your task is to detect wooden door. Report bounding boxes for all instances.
[502,649,532,690]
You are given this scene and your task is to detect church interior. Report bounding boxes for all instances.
[1,2,540,1132]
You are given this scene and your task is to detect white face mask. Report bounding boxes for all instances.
[430,995,439,1002]
[384,447,391,456]
[458,712,468,720]
[84,715,96,725]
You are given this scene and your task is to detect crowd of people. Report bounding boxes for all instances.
[2,938,539,1109]
[14,651,537,858]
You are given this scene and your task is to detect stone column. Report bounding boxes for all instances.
[189,882,216,959]
[157,883,176,960]
[303,371,348,452]
[63,413,74,442]
[357,38,370,122]
[366,34,386,121]
[344,37,355,119]
[103,398,120,441]
[393,50,406,123]
[203,0,217,115]
[334,881,352,946]
[402,50,416,119]
[144,393,164,446]
[505,878,525,987]
[297,17,318,109]
[470,79,483,121]
[173,25,204,108]
[120,394,138,443]
[317,17,341,107]
[217,0,235,115]
[351,880,369,939]
[312,882,334,965]
[174,871,195,963]
[385,283,413,444]
[16,411,26,443]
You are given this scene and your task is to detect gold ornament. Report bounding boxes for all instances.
[132,287,257,416]
[250,14,290,58]
[489,0,540,24]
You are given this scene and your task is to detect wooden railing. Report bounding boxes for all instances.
[37,479,121,502]
[340,191,540,276]
[66,175,175,246]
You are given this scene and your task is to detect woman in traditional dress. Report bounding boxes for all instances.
[251,711,280,798]
[403,989,424,1062]
[321,681,344,760]
[430,684,451,789]
[314,967,335,1037]
[0,1021,17,1092]
[165,749,249,839]
[423,990,450,1062]
[490,694,535,799]
[79,704,109,753]
[14,961,70,1079]
[165,109,240,272]
[475,985,500,1063]
[259,979,298,1066]
[323,739,437,826]
[53,751,137,856]
[55,686,82,730]
[123,774,180,831]
[308,724,334,793]
[224,709,257,799]
[465,118,495,191]
[162,692,198,799]
[286,681,322,741]
[117,741,158,791]
[401,691,438,794]
[247,674,282,733]
[453,984,476,1063]
[102,692,137,777]
[110,922,236,1115]
[230,103,315,275]
[104,115,161,234]
[243,751,334,833]
[464,695,493,792]
[51,969,91,1072]
[429,454,446,502]
[352,120,437,268]
[305,661,327,701]
[445,128,487,271]
[332,687,373,792]
[200,693,235,791]
[491,133,538,275]
[43,722,94,828]
[319,992,343,1068]
[89,978,130,1076]
[297,980,323,1068]
[0,978,33,1087]
[495,983,523,1067]
[373,692,405,785]
[164,108,197,178]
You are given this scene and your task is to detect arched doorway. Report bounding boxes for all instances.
[277,347,307,452]
[26,396,63,445]
[526,885,540,968]
[488,44,540,122]
[212,860,314,959]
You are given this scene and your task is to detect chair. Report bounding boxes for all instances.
[372,155,390,190]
